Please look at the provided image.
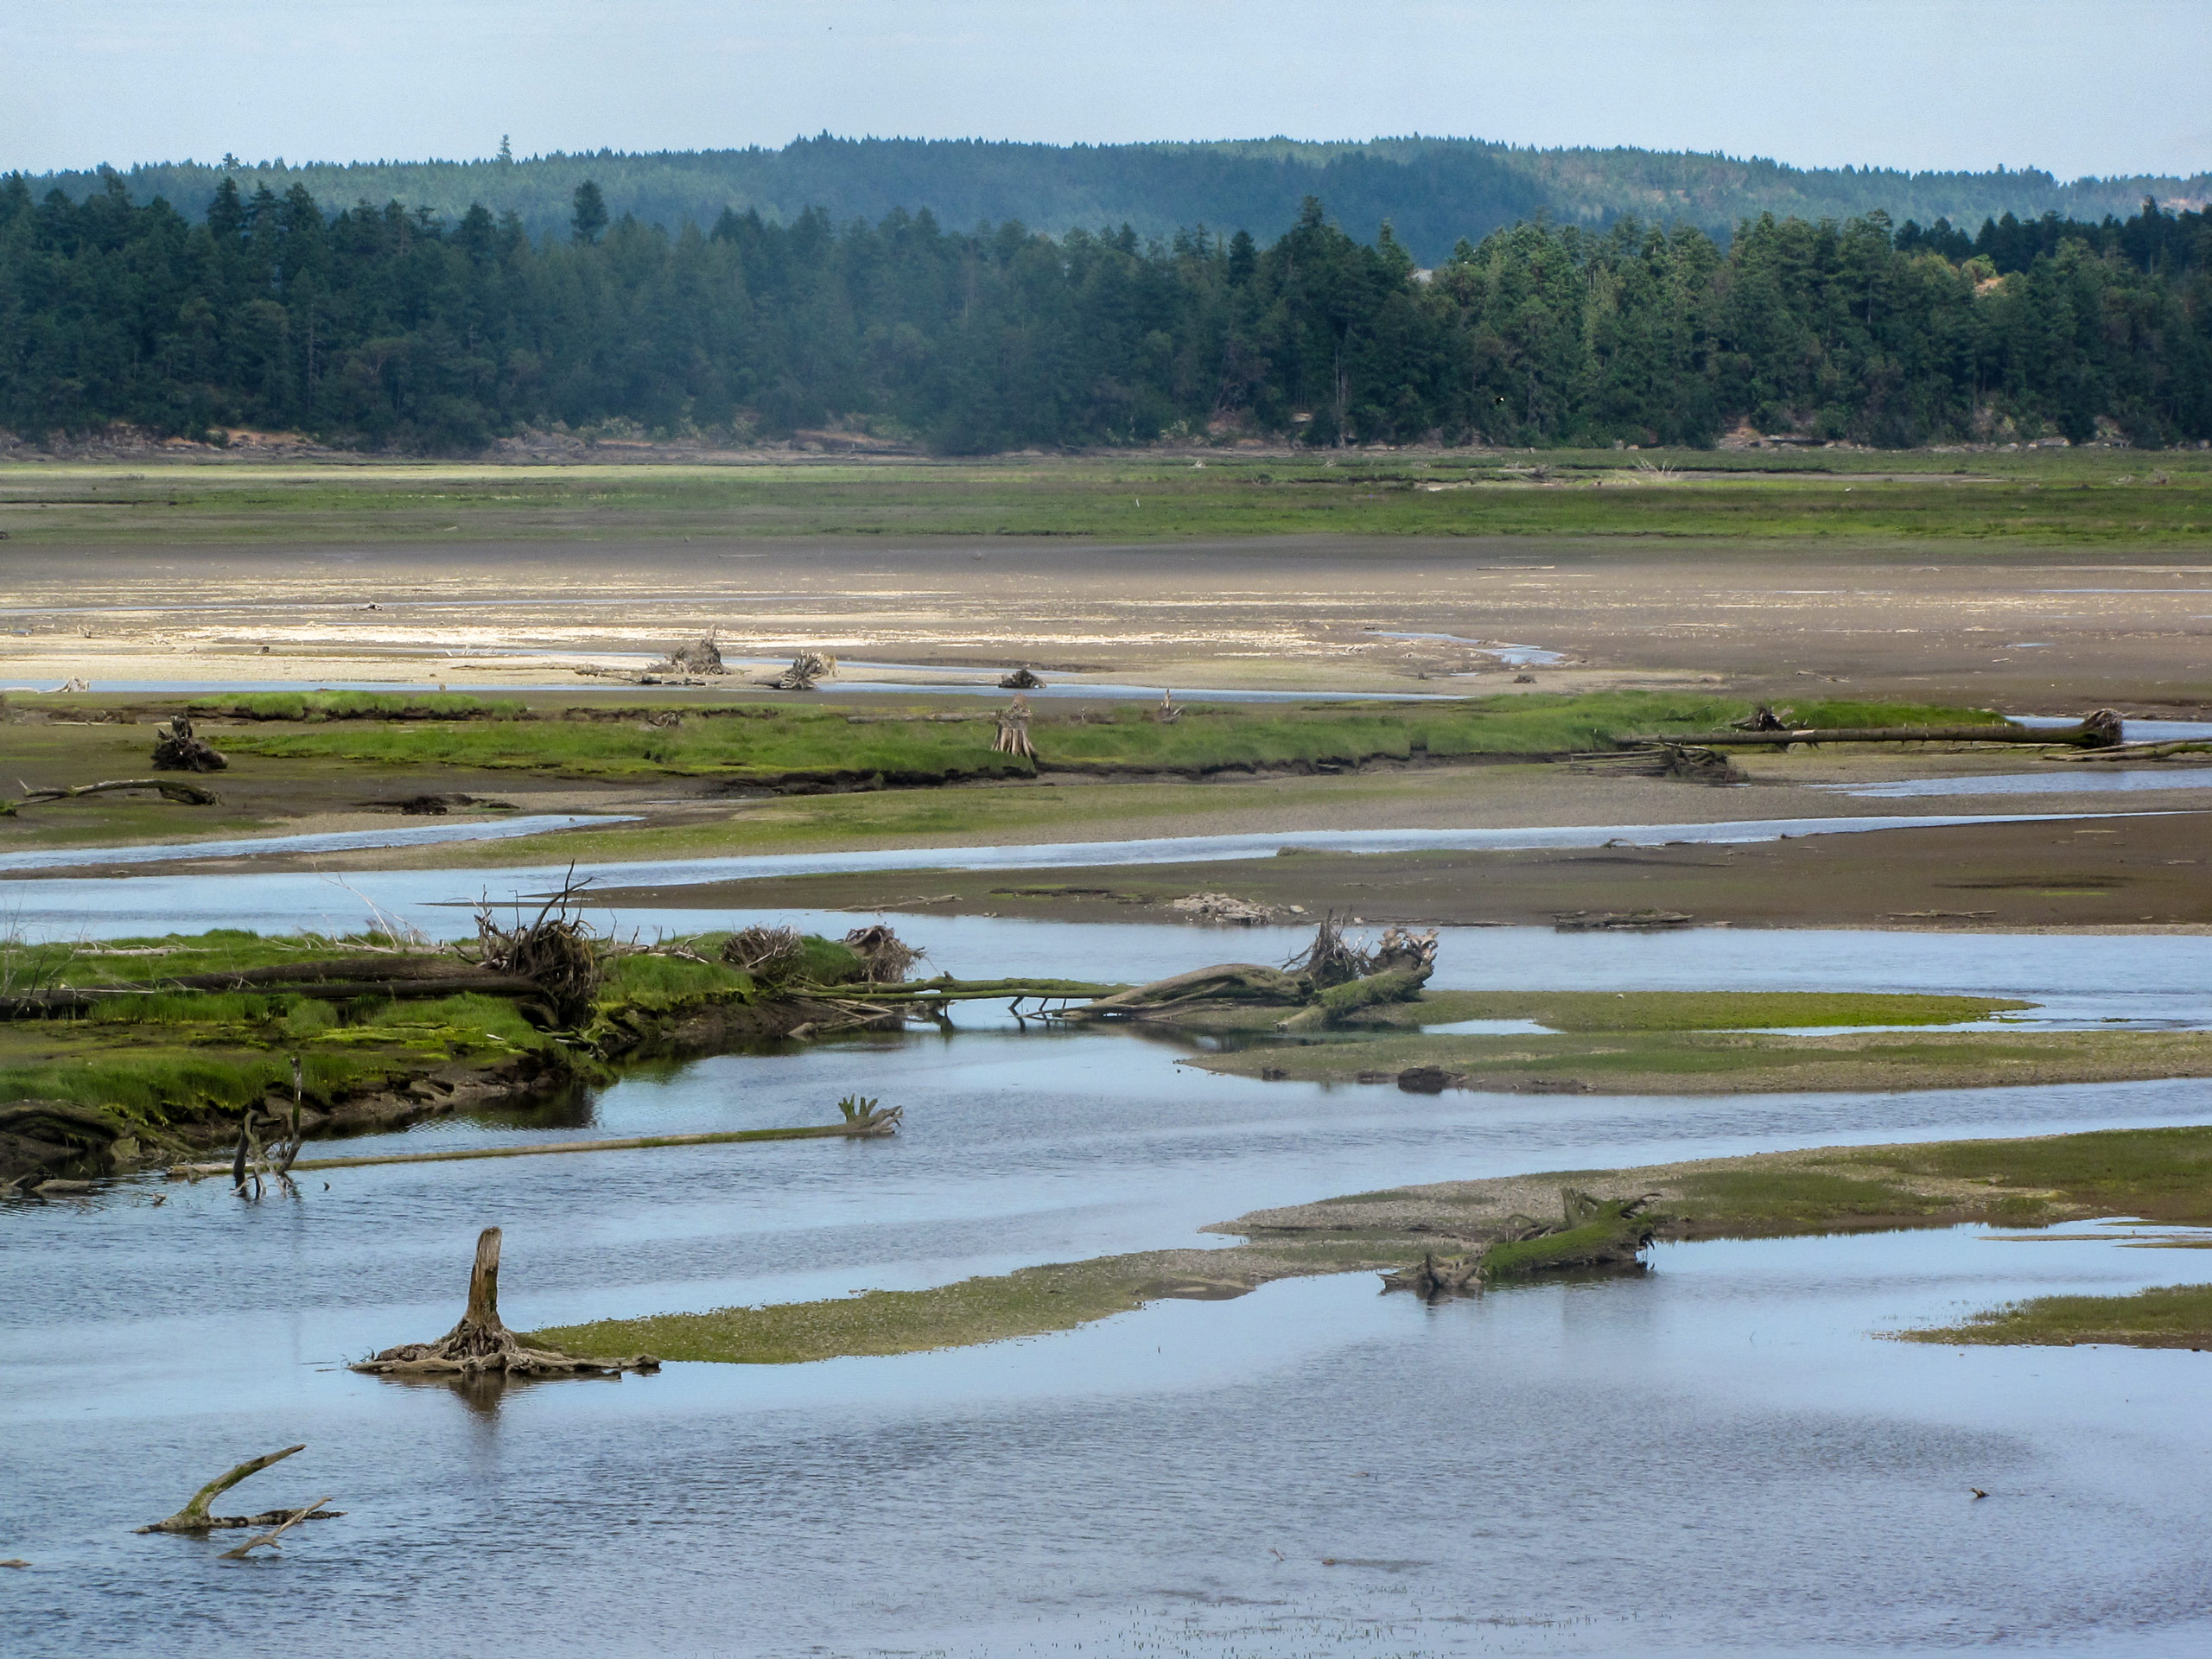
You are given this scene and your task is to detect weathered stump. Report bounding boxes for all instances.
[150,715,226,773]
[352,1227,657,1379]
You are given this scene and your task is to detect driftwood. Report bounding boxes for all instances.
[1166,892,1280,925]
[998,667,1045,689]
[1276,966,1433,1032]
[1381,1189,1662,1298]
[650,634,726,676]
[150,715,227,772]
[470,874,601,1026]
[1567,743,1745,785]
[841,923,922,982]
[1552,909,1695,931]
[219,1497,334,1559]
[353,1227,658,1379]
[1644,709,2122,749]
[1054,921,1437,1027]
[721,922,806,978]
[167,1108,903,1178]
[1154,690,1180,724]
[994,694,1037,760]
[9,778,220,806]
[2050,739,2212,763]
[766,650,836,690]
[136,1444,344,1534]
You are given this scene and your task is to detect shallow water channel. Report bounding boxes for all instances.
[5,909,2212,1655]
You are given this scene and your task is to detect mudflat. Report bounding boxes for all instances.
[3,532,2209,710]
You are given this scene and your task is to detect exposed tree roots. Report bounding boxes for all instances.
[352,1227,658,1380]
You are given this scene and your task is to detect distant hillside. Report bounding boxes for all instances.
[26,136,2211,264]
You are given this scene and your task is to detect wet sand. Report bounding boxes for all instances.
[582,807,2212,931]
[4,536,2209,710]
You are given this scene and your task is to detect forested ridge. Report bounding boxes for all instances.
[3,171,2208,454]
[31,136,2211,263]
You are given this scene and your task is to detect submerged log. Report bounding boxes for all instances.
[136,1444,344,1535]
[351,1227,658,1379]
[166,1109,903,1179]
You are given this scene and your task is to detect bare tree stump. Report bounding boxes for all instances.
[150,715,227,773]
[352,1227,658,1379]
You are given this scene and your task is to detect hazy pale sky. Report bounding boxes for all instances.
[11,0,2208,180]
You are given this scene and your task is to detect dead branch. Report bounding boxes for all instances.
[650,633,725,676]
[137,1445,343,1534]
[471,870,603,1026]
[841,923,923,982]
[352,1227,658,1379]
[10,778,220,806]
[766,650,836,690]
[167,1109,905,1178]
[721,922,804,978]
[219,1497,334,1560]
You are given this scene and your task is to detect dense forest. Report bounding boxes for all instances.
[30,136,2212,265]
[2,170,2207,453]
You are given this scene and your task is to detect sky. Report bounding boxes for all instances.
[10,0,2209,181]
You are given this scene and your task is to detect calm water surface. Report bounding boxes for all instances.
[4,918,2210,1655]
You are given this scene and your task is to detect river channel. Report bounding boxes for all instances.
[4,885,2211,1654]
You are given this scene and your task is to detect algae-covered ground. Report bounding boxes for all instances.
[1902,1283,2212,1349]
[539,1123,2212,1365]
[1190,987,2212,1094]
[0,926,869,1176]
[194,690,1984,782]
[5,449,2210,547]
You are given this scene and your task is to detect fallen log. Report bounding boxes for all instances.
[352,1226,658,1379]
[831,976,1121,1003]
[219,1497,334,1560]
[164,1108,902,1179]
[8,778,220,806]
[1637,710,2120,748]
[1380,1189,1662,1298]
[136,1444,344,1535]
[1052,963,1309,1021]
[1276,966,1434,1032]
[2050,739,2212,763]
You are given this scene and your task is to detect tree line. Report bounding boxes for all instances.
[2,171,2206,454]
[33,137,2207,264]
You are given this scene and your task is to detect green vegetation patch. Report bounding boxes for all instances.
[191,691,529,721]
[1404,989,2029,1032]
[1900,1283,2212,1350]
[531,1123,2212,1367]
[536,1252,1185,1364]
[1197,1027,2212,1096]
[204,692,2005,783]
[1840,1124,2212,1227]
